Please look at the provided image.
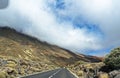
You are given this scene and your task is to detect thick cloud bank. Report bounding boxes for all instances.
[0,0,119,55]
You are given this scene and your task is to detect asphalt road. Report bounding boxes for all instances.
[21,68,76,78]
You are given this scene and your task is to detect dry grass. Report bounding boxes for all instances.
[0,27,103,77]
[99,73,109,78]
[0,71,8,78]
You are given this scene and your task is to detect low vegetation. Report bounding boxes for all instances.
[67,47,120,78]
[0,27,119,78]
[0,27,118,78]
[0,56,59,78]
[67,62,107,78]
[104,48,120,69]
[1,27,114,78]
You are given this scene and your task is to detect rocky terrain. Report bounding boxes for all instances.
[0,27,108,78]
[0,27,119,78]
[67,47,120,78]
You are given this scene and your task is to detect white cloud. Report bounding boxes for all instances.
[0,0,119,54]
[59,0,120,49]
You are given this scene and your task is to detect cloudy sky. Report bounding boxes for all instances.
[0,0,120,56]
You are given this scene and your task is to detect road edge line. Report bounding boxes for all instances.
[48,69,62,78]
[67,69,79,78]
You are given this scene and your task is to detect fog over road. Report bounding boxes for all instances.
[21,68,76,78]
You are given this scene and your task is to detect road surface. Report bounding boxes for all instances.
[21,68,76,78]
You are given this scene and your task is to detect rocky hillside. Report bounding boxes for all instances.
[67,47,120,78]
[0,27,102,77]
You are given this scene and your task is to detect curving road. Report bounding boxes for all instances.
[21,68,76,78]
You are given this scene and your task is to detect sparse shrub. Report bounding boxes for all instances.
[19,68,25,75]
[0,71,8,78]
[99,73,109,78]
[77,71,84,76]
[5,67,18,75]
[104,48,120,69]
[6,63,17,68]
[84,64,93,69]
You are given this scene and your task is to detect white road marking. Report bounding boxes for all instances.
[67,69,79,78]
[48,69,62,78]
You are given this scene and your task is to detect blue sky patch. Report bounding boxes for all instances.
[47,0,104,37]
[55,0,65,10]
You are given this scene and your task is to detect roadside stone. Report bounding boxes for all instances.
[109,70,120,78]
[114,74,120,78]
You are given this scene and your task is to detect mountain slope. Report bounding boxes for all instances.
[0,27,101,64]
[0,27,101,77]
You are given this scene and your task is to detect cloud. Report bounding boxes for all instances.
[0,0,119,55]
[76,0,120,49]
